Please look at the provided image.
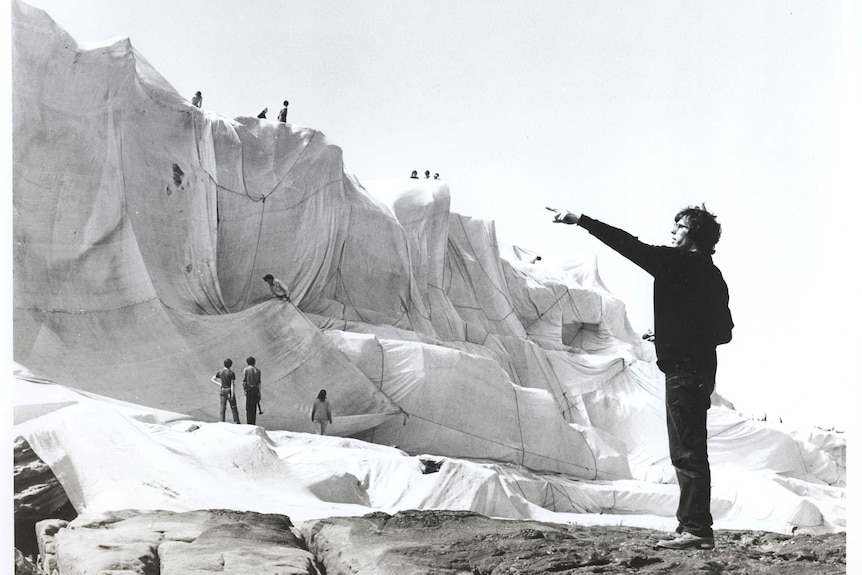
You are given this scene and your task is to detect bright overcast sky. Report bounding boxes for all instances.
[11,0,862,428]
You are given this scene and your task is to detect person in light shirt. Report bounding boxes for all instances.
[210,358,240,424]
[311,389,333,435]
[262,274,290,302]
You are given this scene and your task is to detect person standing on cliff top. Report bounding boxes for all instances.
[210,358,240,424]
[191,91,202,108]
[551,204,733,550]
[278,100,289,122]
[262,274,290,302]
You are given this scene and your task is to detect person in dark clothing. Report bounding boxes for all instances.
[278,100,289,122]
[242,356,262,425]
[552,204,732,550]
[191,91,202,108]
[257,108,268,119]
[210,358,240,423]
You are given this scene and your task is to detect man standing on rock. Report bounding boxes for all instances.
[243,356,262,426]
[551,204,733,550]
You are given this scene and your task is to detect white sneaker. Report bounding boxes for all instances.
[655,531,715,550]
[656,529,682,541]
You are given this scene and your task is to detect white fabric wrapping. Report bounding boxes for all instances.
[11,0,845,534]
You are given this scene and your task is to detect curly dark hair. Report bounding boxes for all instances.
[675,204,722,254]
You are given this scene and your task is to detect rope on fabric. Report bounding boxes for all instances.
[236,196,267,310]
[511,384,527,467]
[401,411,621,480]
[180,106,623,484]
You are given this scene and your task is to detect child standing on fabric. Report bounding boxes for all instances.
[311,390,332,435]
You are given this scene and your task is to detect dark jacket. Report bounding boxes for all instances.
[578,215,733,370]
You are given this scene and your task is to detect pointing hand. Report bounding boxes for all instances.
[547,207,580,225]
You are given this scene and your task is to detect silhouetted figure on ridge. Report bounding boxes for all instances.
[257,108,268,119]
[433,173,440,180]
[424,170,430,179]
[278,100,289,122]
[410,170,418,179]
[191,91,202,108]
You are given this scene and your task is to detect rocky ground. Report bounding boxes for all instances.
[12,437,77,560]
[18,509,845,575]
[302,510,846,575]
[13,438,846,574]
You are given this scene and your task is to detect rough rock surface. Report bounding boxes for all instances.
[37,509,322,575]
[300,510,847,575]
[14,549,39,575]
[28,508,846,574]
[13,437,76,559]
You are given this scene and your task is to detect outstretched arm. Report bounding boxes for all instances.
[549,207,663,276]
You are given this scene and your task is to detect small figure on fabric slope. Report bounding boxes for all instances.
[262,274,291,302]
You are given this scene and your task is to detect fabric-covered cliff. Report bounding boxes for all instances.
[12,0,845,533]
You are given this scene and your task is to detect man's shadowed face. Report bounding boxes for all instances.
[670,216,696,251]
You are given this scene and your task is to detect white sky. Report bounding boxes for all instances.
[11,0,862,429]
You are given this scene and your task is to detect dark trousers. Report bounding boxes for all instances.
[245,387,260,425]
[664,361,715,538]
[219,388,240,423]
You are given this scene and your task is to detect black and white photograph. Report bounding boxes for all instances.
[8,1,858,573]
